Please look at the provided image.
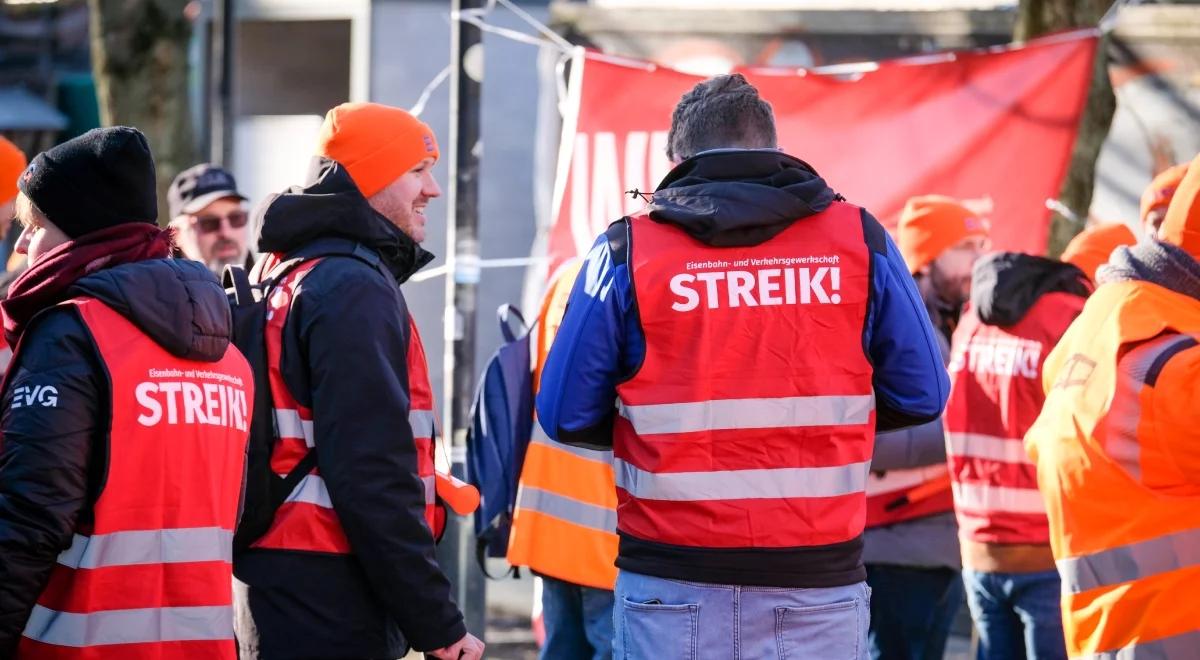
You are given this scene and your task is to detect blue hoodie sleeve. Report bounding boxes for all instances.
[864,229,950,431]
[535,233,643,449]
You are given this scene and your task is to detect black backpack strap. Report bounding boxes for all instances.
[605,218,631,268]
[272,450,319,511]
[223,264,254,305]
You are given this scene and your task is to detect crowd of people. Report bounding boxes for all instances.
[0,70,1195,660]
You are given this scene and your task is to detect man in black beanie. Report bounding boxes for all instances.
[0,126,253,659]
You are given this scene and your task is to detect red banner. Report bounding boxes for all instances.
[548,31,1098,275]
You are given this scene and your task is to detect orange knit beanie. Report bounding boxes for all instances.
[896,195,989,274]
[1060,223,1137,282]
[0,136,28,205]
[315,102,439,198]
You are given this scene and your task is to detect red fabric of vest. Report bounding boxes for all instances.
[19,298,252,659]
[614,203,875,550]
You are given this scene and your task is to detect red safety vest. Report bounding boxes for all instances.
[614,203,875,549]
[17,298,252,659]
[944,293,1084,545]
[251,258,443,554]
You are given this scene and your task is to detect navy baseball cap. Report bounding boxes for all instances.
[168,163,247,218]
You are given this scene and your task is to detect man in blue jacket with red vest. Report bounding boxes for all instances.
[537,74,949,658]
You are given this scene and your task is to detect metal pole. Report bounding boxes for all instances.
[440,0,487,642]
[209,0,234,166]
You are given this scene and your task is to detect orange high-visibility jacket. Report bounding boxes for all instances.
[1026,280,1200,659]
[508,259,619,590]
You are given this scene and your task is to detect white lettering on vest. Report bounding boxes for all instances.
[669,267,844,312]
[11,385,59,408]
[949,337,1042,379]
[136,381,248,431]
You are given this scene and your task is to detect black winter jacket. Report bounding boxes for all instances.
[0,257,233,656]
[233,159,464,659]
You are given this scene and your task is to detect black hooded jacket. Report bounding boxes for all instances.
[0,257,232,656]
[232,159,464,659]
[970,252,1091,327]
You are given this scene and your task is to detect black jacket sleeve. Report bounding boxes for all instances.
[285,258,465,652]
[0,309,103,656]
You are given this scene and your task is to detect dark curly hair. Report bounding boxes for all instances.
[666,73,777,163]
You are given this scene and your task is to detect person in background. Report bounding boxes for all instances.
[1026,151,1200,659]
[0,135,28,369]
[944,249,1092,660]
[167,163,251,275]
[1140,162,1188,238]
[865,195,988,660]
[508,258,618,660]
[538,74,948,659]
[1060,223,1137,284]
[0,127,252,658]
[232,102,483,660]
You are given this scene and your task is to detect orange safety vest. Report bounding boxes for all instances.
[1026,280,1200,658]
[18,298,252,658]
[251,258,444,554]
[615,204,875,550]
[507,259,619,590]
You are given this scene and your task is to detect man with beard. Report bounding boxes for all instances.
[864,195,989,660]
[168,163,251,275]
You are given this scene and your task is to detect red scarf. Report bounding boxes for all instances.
[2,224,174,345]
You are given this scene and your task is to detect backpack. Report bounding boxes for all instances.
[224,239,384,553]
[466,305,535,574]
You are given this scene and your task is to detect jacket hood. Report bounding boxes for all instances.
[70,258,232,361]
[970,252,1091,326]
[648,149,839,247]
[254,157,434,282]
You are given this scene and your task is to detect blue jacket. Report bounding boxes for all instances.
[538,150,949,447]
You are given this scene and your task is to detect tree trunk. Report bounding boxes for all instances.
[1014,0,1117,256]
[88,0,196,224]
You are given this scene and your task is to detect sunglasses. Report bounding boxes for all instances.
[192,210,249,234]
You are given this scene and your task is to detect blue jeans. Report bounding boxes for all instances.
[962,569,1066,660]
[540,576,615,660]
[865,565,964,660]
[613,570,870,660]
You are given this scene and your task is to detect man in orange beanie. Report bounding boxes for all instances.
[1026,152,1200,658]
[864,194,990,660]
[232,103,483,660]
[1060,222,1137,283]
[0,136,27,243]
[1140,162,1188,237]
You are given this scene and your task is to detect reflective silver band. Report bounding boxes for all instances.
[615,458,869,502]
[620,394,874,435]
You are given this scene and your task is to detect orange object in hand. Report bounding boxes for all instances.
[435,472,480,515]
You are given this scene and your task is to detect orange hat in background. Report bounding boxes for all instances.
[896,195,990,274]
[1060,223,1137,282]
[1140,162,1189,223]
[0,136,28,205]
[1160,152,1200,261]
[315,102,439,198]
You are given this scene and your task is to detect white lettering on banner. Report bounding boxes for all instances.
[136,381,248,431]
[949,337,1042,378]
[569,131,672,257]
[11,385,59,408]
[670,266,844,312]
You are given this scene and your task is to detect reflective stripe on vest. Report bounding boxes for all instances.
[19,299,249,658]
[951,481,1045,515]
[619,394,874,435]
[616,458,870,501]
[252,258,444,554]
[1026,282,1200,659]
[614,204,875,550]
[529,423,613,464]
[515,486,617,534]
[1058,526,1200,595]
[947,432,1033,466]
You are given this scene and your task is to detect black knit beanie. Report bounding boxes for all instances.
[17,126,158,238]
